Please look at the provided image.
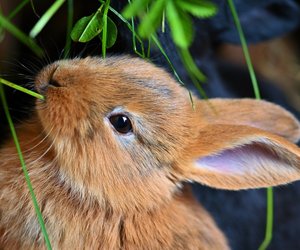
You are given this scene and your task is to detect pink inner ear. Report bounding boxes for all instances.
[196,142,282,175]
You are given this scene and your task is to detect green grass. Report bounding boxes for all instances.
[0,85,52,250]
[0,78,44,100]
[226,1,273,249]
[30,0,65,38]
[0,12,43,56]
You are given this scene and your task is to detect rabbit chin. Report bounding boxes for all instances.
[48,136,181,214]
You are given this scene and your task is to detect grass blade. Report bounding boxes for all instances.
[0,12,43,56]
[8,0,30,19]
[0,78,44,100]
[151,35,195,108]
[227,1,273,249]
[0,85,51,249]
[102,1,145,57]
[258,187,274,250]
[151,35,183,85]
[102,0,110,58]
[227,0,261,99]
[63,0,74,58]
[30,0,65,38]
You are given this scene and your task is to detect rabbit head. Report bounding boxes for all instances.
[35,56,300,214]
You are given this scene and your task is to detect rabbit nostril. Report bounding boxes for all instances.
[48,65,60,88]
[49,79,61,87]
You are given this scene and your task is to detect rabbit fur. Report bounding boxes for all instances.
[0,56,300,249]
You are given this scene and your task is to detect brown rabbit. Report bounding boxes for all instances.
[1,56,300,249]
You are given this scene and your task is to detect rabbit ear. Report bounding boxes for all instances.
[180,124,300,190]
[198,99,300,142]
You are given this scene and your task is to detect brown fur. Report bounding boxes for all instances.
[1,56,300,249]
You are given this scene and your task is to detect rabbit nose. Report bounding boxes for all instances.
[36,65,61,95]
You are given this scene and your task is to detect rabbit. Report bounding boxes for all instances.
[0,56,300,250]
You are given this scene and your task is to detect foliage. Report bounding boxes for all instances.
[123,0,217,48]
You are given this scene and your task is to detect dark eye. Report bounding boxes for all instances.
[109,114,133,134]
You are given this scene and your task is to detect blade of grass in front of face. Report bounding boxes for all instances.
[226,1,273,249]
[0,85,52,250]
[0,78,44,100]
[63,0,74,58]
[29,0,65,38]
[0,12,43,56]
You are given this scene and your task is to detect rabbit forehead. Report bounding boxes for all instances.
[54,55,179,90]
[48,56,192,133]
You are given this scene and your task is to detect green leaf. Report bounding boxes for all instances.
[122,0,151,19]
[101,17,117,48]
[138,0,167,38]
[176,0,217,18]
[71,10,103,43]
[166,1,194,48]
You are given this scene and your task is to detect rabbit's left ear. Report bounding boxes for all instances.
[197,99,300,143]
[179,124,300,190]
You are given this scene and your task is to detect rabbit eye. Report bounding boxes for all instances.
[109,114,133,134]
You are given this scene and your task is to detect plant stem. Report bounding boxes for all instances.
[258,188,274,250]
[0,78,44,100]
[102,1,145,57]
[8,0,30,19]
[0,12,43,56]
[102,0,110,58]
[227,0,261,99]
[227,1,273,249]
[30,0,65,38]
[63,0,74,58]
[0,85,51,250]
